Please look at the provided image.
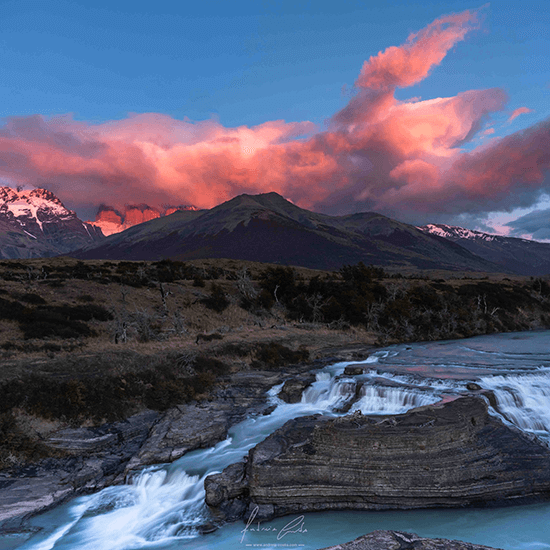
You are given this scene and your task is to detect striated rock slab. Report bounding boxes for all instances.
[319,530,501,549]
[205,397,550,521]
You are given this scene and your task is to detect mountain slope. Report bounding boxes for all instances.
[74,192,500,273]
[0,187,104,259]
[420,224,550,276]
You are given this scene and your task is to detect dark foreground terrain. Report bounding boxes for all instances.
[1,257,550,538]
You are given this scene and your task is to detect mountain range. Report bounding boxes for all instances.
[2,187,549,275]
[72,192,528,274]
[418,224,550,276]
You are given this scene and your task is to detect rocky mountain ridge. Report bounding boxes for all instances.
[0,187,104,259]
[419,223,550,275]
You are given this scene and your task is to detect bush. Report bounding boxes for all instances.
[0,352,231,423]
[202,283,229,312]
[14,292,47,305]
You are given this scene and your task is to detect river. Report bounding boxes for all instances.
[2,330,550,550]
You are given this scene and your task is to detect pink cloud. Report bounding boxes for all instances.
[0,8,548,227]
[508,107,534,123]
[355,10,480,90]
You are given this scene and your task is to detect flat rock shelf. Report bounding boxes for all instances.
[205,396,550,521]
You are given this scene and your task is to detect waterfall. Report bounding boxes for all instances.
[479,371,550,443]
[351,385,440,414]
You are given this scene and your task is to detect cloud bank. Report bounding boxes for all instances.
[0,7,549,228]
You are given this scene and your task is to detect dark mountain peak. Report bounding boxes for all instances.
[213,192,291,212]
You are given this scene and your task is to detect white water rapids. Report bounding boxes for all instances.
[3,330,550,550]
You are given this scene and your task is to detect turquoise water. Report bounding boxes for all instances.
[3,330,550,550]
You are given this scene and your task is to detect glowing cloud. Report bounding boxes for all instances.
[355,10,480,90]
[0,8,549,227]
[508,107,534,123]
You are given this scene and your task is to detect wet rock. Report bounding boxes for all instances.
[343,365,365,376]
[467,382,482,391]
[481,389,498,409]
[198,522,219,535]
[205,397,550,522]
[262,405,277,416]
[278,380,309,403]
[319,530,501,549]
[125,404,229,472]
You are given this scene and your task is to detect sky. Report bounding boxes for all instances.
[0,0,549,239]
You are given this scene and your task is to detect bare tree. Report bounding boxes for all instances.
[236,268,257,302]
[305,293,329,323]
[159,282,171,314]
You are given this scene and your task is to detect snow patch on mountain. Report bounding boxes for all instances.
[419,223,498,242]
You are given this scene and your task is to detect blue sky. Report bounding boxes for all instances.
[1,0,549,238]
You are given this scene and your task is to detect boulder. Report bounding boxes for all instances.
[319,530,501,549]
[278,380,309,403]
[205,397,550,521]
[343,365,365,375]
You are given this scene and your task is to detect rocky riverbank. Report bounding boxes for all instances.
[0,345,358,533]
[205,396,550,522]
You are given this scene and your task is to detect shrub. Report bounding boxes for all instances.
[193,276,205,287]
[202,283,229,312]
[14,292,47,305]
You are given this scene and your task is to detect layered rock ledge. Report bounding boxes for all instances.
[319,530,501,550]
[205,396,550,521]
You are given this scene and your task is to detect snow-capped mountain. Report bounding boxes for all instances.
[0,187,104,259]
[89,203,199,236]
[419,223,550,276]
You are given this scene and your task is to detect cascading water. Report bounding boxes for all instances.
[4,330,550,550]
[479,370,550,444]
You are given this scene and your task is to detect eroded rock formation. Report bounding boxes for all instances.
[205,396,550,522]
